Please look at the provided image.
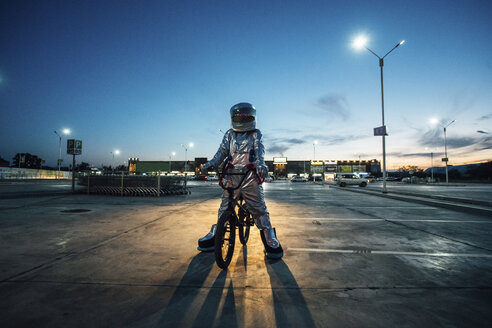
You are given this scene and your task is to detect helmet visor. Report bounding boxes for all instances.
[232,114,255,123]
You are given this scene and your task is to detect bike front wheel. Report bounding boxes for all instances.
[237,200,251,245]
[215,212,236,269]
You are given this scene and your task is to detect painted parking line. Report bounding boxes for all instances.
[288,248,492,258]
[348,207,439,209]
[296,218,492,223]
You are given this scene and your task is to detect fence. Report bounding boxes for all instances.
[78,173,189,196]
[0,167,71,180]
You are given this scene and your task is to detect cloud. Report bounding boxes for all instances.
[266,137,307,155]
[418,128,446,148]
[477,113,492,120]
[267,144,290,155]
[393,152,441,158]
[417,128,492,154]
[315,93,350,120]
[303,134,367,145]
[265,133,367,155]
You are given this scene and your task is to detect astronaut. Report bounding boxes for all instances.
[197,102,283,259]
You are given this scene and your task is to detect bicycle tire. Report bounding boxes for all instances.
[215,212,236,269]
[237,199,250,245]
[238,209,250,245]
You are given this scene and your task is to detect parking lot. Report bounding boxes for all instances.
[1,180,492,327]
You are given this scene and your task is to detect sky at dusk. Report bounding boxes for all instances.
[1,0,491,169]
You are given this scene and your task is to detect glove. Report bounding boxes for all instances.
[256,164,268,180]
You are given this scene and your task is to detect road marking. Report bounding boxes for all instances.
[349,207,439,209]
[288,248,492,258]
[296,218,492,223]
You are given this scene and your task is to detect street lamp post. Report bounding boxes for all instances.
[182,143,193,191]
[111,150,120,174]
[169,152,175,174]
[443,120,455,184]
[54,129,70,179]
[353,36,405,193]
[181,142,193,174]
[431,152,434,183]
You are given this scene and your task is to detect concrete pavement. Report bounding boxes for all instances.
[1,181,492,327]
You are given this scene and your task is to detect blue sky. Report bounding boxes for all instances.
[1,0,491,169]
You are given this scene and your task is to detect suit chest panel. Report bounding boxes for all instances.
[230,133,254,155]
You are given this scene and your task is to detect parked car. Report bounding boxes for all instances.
[290,175,307,182]
[195,175,207,181]
[207,175,219,181]
[335,173,368,187]
[265,175,274,183]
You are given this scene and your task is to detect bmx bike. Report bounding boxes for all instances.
[214,164,263,270]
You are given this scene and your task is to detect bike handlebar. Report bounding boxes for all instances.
[219,163,264,191]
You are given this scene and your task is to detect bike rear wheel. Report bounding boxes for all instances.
[215,212,236,269]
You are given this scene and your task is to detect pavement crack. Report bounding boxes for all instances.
[5,280,492,291]
[0,195,218,284]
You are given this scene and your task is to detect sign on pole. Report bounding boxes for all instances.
[67,139,82,155]
[67,139,82,193]
[373,126,388,136]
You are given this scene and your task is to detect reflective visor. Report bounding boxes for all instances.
[232,114,255,123]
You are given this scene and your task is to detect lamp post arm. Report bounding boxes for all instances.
[365,47,381,59]
[382,42,403,59]
[445,120,456,129]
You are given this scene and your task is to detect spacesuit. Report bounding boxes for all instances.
[197,102,283,259]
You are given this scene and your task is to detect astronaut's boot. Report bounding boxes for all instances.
[197,224,216,252]
[260,227,284,259]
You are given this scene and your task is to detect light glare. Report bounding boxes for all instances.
[352,35,368,50]
[429,118,439,125]
[62,128,70,135]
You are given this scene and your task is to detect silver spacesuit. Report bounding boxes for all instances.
[198,102,283,259]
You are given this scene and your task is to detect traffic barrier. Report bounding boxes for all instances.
[78,174,189,196]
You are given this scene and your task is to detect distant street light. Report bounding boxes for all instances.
[111,150,120,174]
[181,142,193,173]
[443,120,455,184]
[425,147,435,183]
[169,151,176,173]
[54,129,70,178]
[430,119,455,184]
[354,153,362,173]
[353,35,405,193]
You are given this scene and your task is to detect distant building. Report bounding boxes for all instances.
[127,157,381,179]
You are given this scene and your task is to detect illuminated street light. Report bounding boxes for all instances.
[111,150,120,174]
[429,119,455,184]
[443,120,455,184]
[353,35,405,193]
[181,142,194,173]
[54,128,70,178]
[429,117,439,125]
[169,151,176,173]
[352,35,369,50]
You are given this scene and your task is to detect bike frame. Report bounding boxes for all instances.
[218,163,262,224]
